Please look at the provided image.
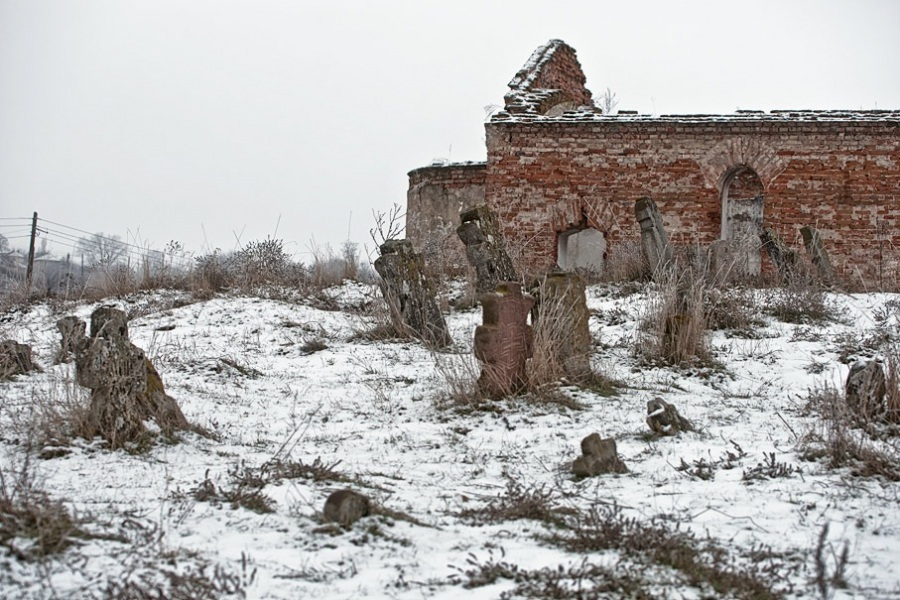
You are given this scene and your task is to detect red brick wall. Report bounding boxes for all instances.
[484,115,900,286]
[406,162,486,270]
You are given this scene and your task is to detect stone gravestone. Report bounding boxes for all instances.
[759,228,797,281]
[75,307,188,449]
[531,272,592,382]
[845,360,886,421]
[373,239,451,348]
[0,340,39,380]
[634,197,673,278]
[572,433,627,477]
[323,489,371,529]
[56,315,87,363]
[474,282,535,398]
[800,226,835,284]
[646,398,694,436]
[457,205,518,295]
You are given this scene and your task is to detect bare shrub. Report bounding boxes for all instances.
[20,374,96,451]
[340,240,360,281]
[432,352,487,410]
[458,478,574,527]
[188,465,276,514]
[193,250,233,293]
[0,454,85,560]
[765,273,838,325]
[545,504,790,598]
[233,238,289,288]
[637,268,711,366]
[799,382,900,480]
[704,286,764,335]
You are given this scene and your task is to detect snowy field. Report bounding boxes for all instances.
[1,281,899,599]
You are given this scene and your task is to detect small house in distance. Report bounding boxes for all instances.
[406,39,900,286]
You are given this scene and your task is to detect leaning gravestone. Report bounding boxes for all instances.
[800,226,835,284]
[0,340,39,380]
[75,307,188,449]
[759,228,797,281]
[474,282,535,398]
[572,433,627,477]
[531,272,592,382]
[374,239,451,348]
[634,197,673,278]
[457,205,518,295]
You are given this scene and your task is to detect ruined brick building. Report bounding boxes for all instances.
[406,39,900,286]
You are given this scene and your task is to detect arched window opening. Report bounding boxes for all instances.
[721,166,765,277]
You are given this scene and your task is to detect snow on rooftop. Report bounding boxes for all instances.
[490,107,900,124]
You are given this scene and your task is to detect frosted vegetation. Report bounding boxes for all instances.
[1,244,899,599]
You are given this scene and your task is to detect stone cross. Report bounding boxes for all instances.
[474,282,535,398]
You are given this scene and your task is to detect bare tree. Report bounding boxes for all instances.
[0,233,8,253]
[75,232,127,266]
[598,87,619,115]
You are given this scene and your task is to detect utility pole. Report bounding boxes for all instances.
[25,211,37,292]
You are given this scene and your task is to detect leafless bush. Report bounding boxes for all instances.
[799,382,900,480]
[601,240,648,283]
[458,478,574,527]
[233,238,289,288]
[193,250,234,293]
[0,453,85,560]
[765,273,838,325]
[103,558,249,600]
[636,268,711,366]
[704,286,764,335]
[188,465,276,514]
[545,504,789,599]
[432,352,487,410]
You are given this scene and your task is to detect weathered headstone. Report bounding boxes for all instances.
[474,282,535,398]
[572,433,627,477]
[646,398,694,436]
[634,197,673,277]
[531,272,592,382]
[56,316,87,363]
[75,307,188,449]
[323,489,370,528]
[845,360,886,421]
[0,340,39,380]
[800,226,835,284]
[373,239,451,347]
[759,227,797,281]
[457,205,518,295]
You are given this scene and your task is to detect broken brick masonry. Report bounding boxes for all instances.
[406,39,900,287]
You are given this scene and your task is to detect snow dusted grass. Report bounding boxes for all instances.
[1,281,899,598]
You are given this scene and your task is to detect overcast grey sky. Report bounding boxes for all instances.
[2,0,899,263]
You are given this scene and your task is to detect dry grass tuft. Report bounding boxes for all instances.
[0,455,86,560]
[799,382,900,481]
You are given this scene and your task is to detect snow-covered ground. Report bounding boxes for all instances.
[1,281,899,599]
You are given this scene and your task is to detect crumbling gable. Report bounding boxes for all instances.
[504,39,594,116]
